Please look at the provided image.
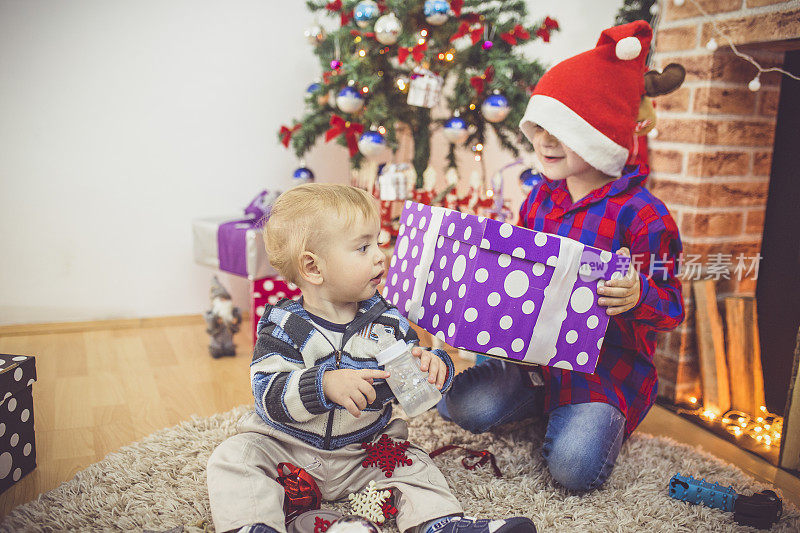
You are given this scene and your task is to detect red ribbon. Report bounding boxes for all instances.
[500,24,531,46]
[325,114,363,157]
[429,444,502,478]
[398,42,428,64]
[450,22,483,45]
[280,123,301,147]
[276,462,322,523]
[470,65,495,95]
[544,16,559,30]
[450,0,464,16]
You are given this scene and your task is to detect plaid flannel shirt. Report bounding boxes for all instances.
[518,164,685,437]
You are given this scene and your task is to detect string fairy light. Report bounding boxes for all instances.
[665,0,800,91]
[678,400,783,451]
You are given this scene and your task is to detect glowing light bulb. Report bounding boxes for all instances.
[418,38,426,45]
[674,0,685,6]
[420,29,428,37]
[689,397,698,405]
[748,76,761,92]
[445,52,454,61]
[362,86,369,94]
[476,143,484,151]
[378,126,386,134]
[706,38,718,51]
[486,189,494,198]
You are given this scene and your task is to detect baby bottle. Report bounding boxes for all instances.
[374,340,442,417]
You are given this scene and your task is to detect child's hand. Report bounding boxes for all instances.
[411,347,447,390]
[597,247,641,316]
[322,368,390,418]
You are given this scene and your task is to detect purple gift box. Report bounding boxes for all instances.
[381,201,628,373]
[192,190,281,280]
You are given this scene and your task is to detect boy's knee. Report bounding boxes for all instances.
[542,435,614,491]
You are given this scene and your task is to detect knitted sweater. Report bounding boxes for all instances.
[251,293,455,450]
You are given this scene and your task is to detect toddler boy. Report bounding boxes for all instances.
[207,184,538,533]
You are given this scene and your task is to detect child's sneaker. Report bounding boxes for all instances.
[430,516,537,533]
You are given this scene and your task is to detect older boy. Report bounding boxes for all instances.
[438,21,684,492]
[207,184,537,533]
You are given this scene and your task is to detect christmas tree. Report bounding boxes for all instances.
[279,0,559,193]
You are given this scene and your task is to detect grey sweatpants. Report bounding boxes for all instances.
[207,411,463,533]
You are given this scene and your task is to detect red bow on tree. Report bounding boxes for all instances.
[450,0,464,16]
[536,17,559,43]
[280,123,301,148]
[544,16,559,30]
[325,114,363,157]
[276,462,322,524]
[450,22,483,45]
[398,42,427,64]
[500,24,531,46]
[470,65,495,94]
[326,0,353,25]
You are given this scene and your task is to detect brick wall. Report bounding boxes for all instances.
[648,0,800,402]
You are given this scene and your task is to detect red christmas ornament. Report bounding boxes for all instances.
[361,434,413,477]
[276,462,323,524]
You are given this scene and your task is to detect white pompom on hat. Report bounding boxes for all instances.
[519,20,652,177]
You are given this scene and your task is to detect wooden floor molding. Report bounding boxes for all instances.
[0,317,797,517]
[0,313,239,337]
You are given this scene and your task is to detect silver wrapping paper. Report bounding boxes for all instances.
[192,216,277,280]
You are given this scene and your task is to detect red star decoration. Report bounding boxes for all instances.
[361,434,413,477]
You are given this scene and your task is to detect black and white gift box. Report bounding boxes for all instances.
[0,354,37,493]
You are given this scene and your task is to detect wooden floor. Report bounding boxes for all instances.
[0,316,798,518]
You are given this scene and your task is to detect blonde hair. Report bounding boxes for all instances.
[263,183,379,285]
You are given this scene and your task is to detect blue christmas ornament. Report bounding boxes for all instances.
[424,0,450,25]
[519,168,543,192]
[354,0,379,28]
[357,130,387,159]
[336,86,365,113]
[306,82,321,93]
[443,116,469,144]
[293,167,315,182]
[481,93,510,123]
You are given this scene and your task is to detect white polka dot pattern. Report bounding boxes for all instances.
[0,354,37,489]
[380,202,624,373]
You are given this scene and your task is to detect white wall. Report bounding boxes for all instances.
[0,0,621,325]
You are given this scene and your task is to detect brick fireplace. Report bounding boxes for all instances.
[647,0,800,406]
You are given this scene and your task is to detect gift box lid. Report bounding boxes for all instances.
[0,355,37,406]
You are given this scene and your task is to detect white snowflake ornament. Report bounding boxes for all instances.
[348,481,392,525]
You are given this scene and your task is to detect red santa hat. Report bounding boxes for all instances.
[519,20,652,177]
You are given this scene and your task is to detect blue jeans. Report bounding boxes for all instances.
[438,358,626,491]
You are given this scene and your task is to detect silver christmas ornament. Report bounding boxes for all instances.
[374,13,402,45]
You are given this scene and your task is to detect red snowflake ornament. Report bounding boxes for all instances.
[361,434,412,477]
[314,516,332,533]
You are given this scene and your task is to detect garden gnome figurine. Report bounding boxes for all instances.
[204,276,242,358]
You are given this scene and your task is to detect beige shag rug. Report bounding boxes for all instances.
[2,405,798,532]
